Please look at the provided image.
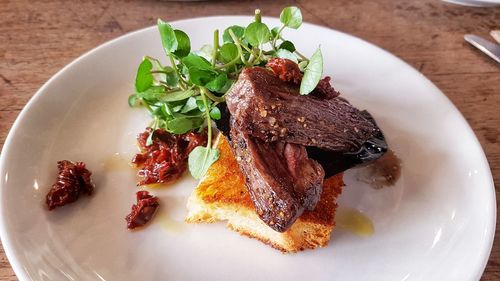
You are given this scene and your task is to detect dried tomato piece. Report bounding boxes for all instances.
[46,160,94,210]
[266,58,303,84]
[132,128,207,185]
[125,191,160,229]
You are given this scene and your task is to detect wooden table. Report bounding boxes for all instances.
[0,0,498,279]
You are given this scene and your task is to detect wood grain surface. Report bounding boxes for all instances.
[0,0,499,280]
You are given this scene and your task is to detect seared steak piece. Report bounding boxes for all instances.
[307,110,388,177]
[230,119,324,232]
[226,67,377,152]
[224,65,389,231]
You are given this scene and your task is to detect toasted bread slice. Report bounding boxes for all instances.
[186,134,344,253]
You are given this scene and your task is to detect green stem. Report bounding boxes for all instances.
[254,9,262,23]
[144,56,164,67]
[168,54,187,90]
[145,103,155,114]
[228,30,259,59]
[215,54,240,70]
[247,53,255,65]
[159,81,170,88]
[201,87,225,103]
[200,89,213,149]
[257,48,263,63]
[150,70,171,74]
[229,29,251,66]
[240,42,257,56]
[212,29,219,67]
[272,25,285,50]
[294,50,309,61]
[152,117,159,129]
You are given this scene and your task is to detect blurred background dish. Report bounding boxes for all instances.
[442,0,500,7]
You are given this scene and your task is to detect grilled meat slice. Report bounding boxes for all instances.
[307,110,388,177]
[226,67,377,152]
[230,119,324,232]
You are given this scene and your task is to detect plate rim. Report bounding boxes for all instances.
[0,16,496,281]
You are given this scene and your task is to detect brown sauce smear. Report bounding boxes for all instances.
[357,149,402,189]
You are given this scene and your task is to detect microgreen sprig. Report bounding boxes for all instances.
[129,6,324,179]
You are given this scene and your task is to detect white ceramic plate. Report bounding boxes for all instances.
[442,0,500,7]
[0,16,495,281]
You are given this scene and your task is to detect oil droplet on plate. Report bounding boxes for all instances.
[158,214,185,233]
[143,183,166,189]
[103,153,134,171]
[335,206,374,237]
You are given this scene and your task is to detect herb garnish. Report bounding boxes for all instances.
[129,6,324,179]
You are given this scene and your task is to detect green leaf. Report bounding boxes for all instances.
[219,43,239,63]
[173,30,191,58]
[298,60,308,72]
[128,94,139,107]
[160,89,196,102]
[209,107,221,120]
[279,40,296,52]
[188,146,220,179]
[188,68,217,86]
[219,79,234,94]
[197,44,214,61]
[181,97,198,113]
[146,130,155,146]
[205,73,228,93]
[182,54,217,86]
[143,56,170,85]
[166,118,195,134]
[165,70,179,87]
[191,117,205,128]
[157,19,178,53]
[244,22,271,47]
[280,6,302,29]
[181,64,190,76]
[135,58,153,92]
[160,103,173,117]
[183,109,204,118]
[137,86,166,102]
[300,48,323,95]
[172,104,184,112]
[222,25,245,43]
[271,27,280,38]
[276,49,298,63]
[195,97,211,112]
[157,119,167,130]
[182,54,213,71]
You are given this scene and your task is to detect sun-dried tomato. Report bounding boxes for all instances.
[266,58,303,84]
[46,160,94,210]
[132,128,207,185]
[125,191,159,229]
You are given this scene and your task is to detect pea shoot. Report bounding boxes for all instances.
[129,6,324,179]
